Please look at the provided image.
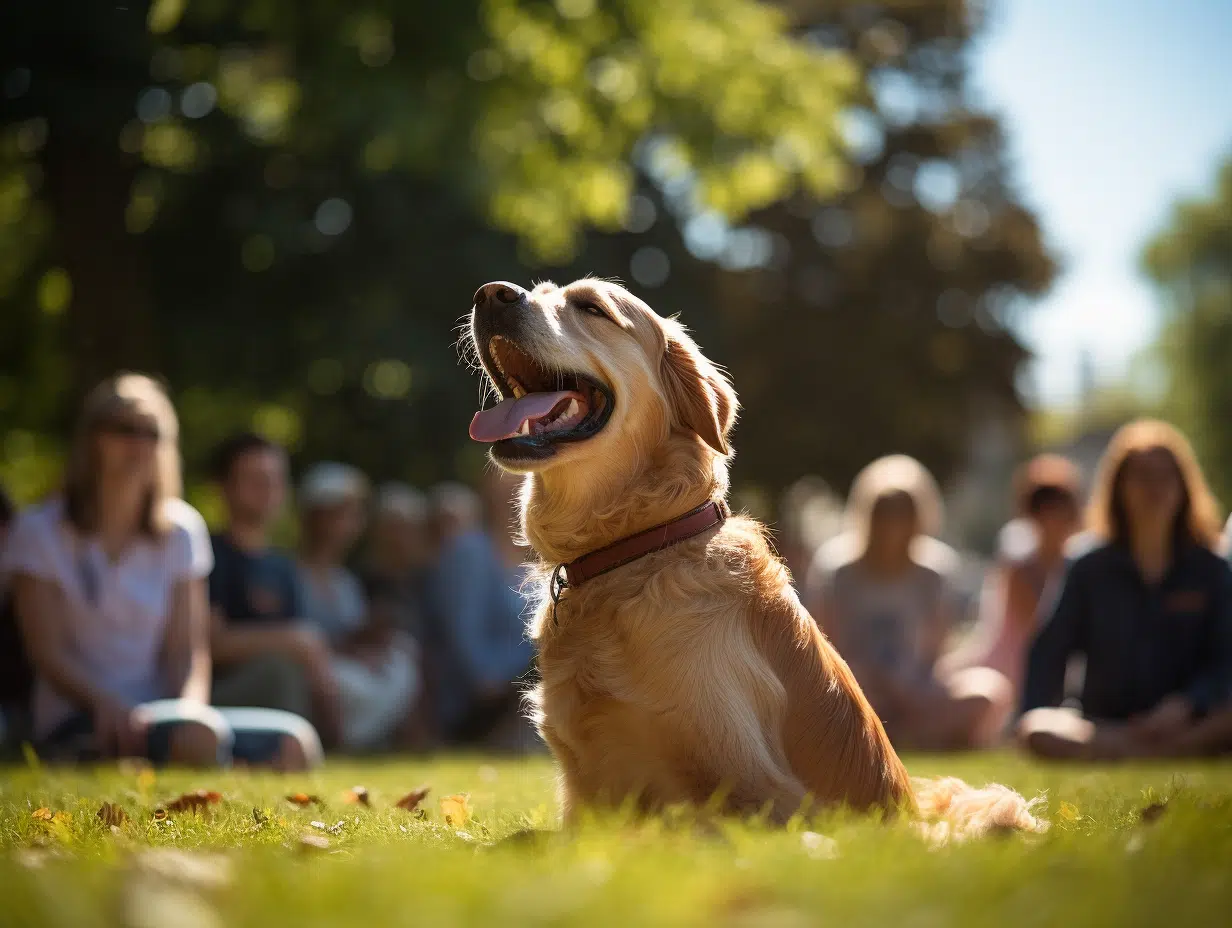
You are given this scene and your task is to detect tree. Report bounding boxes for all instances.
[0,0,857,505]
[0,0,1051,520]
[1143,156,1232,504]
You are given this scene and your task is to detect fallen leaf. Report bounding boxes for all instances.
[97,802,129,827]
[1140,801,1168,824]
[1057,801,1081,822]
[285,793,321,808]
[439,794,471,828]
[342,786,370,806]
[51,812,71,826]
[395,786,430,813]
[298,833,329,852]
[165,790,223,814]
[31,808,54,822]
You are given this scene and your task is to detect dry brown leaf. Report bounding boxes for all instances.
[1140,801,1169,824]
[165,790,223,814]
[394,786,430,812]
[342,786,370,806]
[31,808,54,822]
[439,793,471,827]
[285,792,321,808]
[97,802,129,827]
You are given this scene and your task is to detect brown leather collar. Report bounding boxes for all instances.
[550,500,729,604]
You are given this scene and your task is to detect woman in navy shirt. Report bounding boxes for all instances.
[1019,420,1232,759]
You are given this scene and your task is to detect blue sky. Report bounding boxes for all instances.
[968,0,1232,406]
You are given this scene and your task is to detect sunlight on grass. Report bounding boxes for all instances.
[1,754,1230,926]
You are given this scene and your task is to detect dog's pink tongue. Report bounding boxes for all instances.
[469,391,580,442]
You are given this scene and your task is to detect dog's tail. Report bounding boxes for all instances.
[912,777,1049,844]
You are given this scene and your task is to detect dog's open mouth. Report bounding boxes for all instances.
[470,336,613,457]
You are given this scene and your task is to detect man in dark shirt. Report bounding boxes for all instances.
[208,433,342,746]
[1019,435,1232,759]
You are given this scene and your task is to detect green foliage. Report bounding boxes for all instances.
[0,0,1051,512]
[2,756,1231,926]
[1143,157,1232,503]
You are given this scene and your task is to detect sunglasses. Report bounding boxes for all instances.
[99,420,161,442]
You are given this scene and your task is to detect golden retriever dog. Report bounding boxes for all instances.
[464,278,1045,839]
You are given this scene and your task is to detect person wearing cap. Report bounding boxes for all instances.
[296,463,419,751]
[208,432,342,747]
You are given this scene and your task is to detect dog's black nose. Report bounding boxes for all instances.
[474,281,526,310]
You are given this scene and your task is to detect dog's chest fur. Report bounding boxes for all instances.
[528,528,797,811]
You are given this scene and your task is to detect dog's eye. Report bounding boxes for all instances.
[573,299,611,321]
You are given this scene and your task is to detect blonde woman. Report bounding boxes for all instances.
[1,374,320,768]
[1020,421,1232,759]
[805,455,1012,750]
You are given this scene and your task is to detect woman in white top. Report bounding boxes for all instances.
[2,373,320,768]
[805,455,1013,750]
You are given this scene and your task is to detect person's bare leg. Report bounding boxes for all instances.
[1156,708,1232,757]
[897,669,1013,751]
[946,667,1015,748]
[166,721,223,767]
[273,734,310,772]
[1017,707,1139,761]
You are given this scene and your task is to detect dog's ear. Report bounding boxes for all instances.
[660,328,738,454]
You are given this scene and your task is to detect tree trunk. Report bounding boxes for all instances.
[42,132,157,400]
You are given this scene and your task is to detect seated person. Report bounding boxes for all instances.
[296,464,418,752]
[3,376,319,768]
[208,433,341,746]
[361,483,434,641]
[1019,421,1232,760]
[806,455,1012,751]
[361,483,440,747]
[0,483,35,750]
[425,482,534,744]
[944,455,1081,706]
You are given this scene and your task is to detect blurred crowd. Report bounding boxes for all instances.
[0,374,533,770]
[791,426,1232,760]
[1,372,1231,771]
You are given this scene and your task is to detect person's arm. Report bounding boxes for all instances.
[161,577,210,703]
[921,573,958,670]
[1184,562,1232,716]
[209,609,326,665]
[438,534,517,690]
[13,573,144,755]
[1020,559,1085,713]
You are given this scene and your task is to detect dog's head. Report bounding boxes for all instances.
[466,279,737,475]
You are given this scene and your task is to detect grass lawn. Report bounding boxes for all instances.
[1,752,1230,927]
